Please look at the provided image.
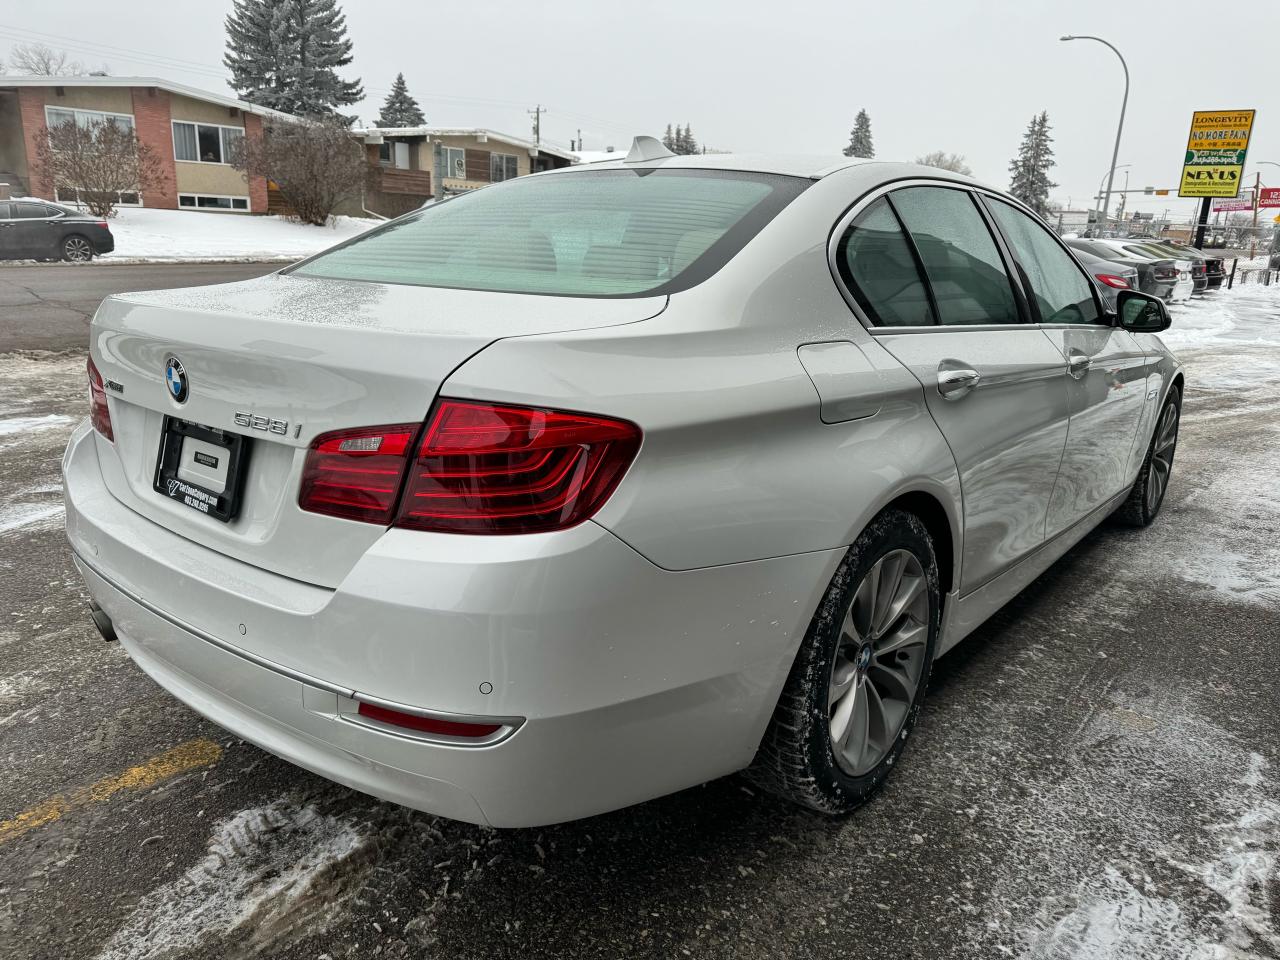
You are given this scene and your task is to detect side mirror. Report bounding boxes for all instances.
[1116,289,1171,333]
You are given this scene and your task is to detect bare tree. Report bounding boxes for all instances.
[8,42,91,76]
[916,151,973,176]
[231,117,366,225]
[35,119,166,217]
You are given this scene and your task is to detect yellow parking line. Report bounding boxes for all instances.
[0,738,222,845]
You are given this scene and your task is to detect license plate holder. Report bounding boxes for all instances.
[153,417,250,523]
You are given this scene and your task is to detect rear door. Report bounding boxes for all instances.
[982,196,1149,536]
[836,184,1070,593]
[9,201,59,258]
[0,203,12,256]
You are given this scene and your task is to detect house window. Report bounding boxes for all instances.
[439,147,466,180]
[172,121,245,164]
[178,193,250,211]
[54,185,141,207]
[378,141,412,169]
[490,153,519,182]
[45,106,134,132]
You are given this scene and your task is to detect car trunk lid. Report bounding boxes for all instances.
[89,273,665,588]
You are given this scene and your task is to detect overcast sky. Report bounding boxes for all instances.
[5,0,1278,220]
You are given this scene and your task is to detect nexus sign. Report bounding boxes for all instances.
[1179,110,1256,198]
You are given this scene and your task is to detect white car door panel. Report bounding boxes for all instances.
[834,185,1071,595]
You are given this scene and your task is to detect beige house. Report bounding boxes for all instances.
[350,126,577,217]
[0,76,291,212]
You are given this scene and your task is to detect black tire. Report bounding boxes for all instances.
[748,508,941,814]
[1116,387,1181,527]
[62,234,94,262]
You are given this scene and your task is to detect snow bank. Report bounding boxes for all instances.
[1163,282,1280,350]
[96,207,380,263]
[95,800,368,960]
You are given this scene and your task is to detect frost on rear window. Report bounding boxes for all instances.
[291,169,807,297]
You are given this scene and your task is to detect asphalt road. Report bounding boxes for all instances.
[0,263,279,354]
[1,265,1277,960]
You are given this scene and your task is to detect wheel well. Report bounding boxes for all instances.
[1169,372,1184,399]
[886,491,955,595]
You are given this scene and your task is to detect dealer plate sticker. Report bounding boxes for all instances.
[163,477,219,515]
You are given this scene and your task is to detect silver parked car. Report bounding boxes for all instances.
[64,142,1182,827]
[1068,247,1141,311]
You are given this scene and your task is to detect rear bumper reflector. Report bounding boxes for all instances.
[356,701,502,738]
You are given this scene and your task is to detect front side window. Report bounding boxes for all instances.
[491,153,519,182]
[292,169,809,297]
[890,186,1021,326]
[835,198,934,327]
[987,199,1100,325]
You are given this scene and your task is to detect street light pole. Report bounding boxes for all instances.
[1093,163,1129,233]
[1062,35,1129,235]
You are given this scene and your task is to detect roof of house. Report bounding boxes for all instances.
[353,126,578,162]
[0,75,296,120]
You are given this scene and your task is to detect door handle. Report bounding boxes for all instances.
[937,367,981,400]
[1066,351,1091,379]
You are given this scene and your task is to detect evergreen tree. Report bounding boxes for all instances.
[375,72,425,127]
[224,0,363,118]
[1008,111,1058,216]
[682,123,699,155]
[662,123,675,151]
[843,109,874,159]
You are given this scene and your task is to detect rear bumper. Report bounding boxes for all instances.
[93,232,115,254]
[63,421,837,826]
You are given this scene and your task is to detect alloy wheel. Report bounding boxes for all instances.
[828,549,929,777]
[1147,402,1179,513]
[64,237,92,262]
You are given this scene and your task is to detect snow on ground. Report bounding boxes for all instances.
[96,207,380,263]
[1162,282,1280,350]
[95,800,369,960]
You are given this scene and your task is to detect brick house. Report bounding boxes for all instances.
[0,76,292,213]
[351,126,577,217]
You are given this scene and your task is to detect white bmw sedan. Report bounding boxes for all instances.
[64,142,1182,827]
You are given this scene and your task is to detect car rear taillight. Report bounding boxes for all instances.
[1097,274,1132,289]
[96,222,109,230]
[1153,265,1178,280]
[356,702,501,738]
[395,400,641,534]
[298,424,419,523]
[299,401,641,534]
[87,356,113,441]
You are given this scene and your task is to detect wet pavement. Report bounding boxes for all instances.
[1,265,1277,960]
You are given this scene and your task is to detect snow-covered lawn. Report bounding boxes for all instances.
[96,206,380,263]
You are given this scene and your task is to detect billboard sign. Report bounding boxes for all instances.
[1259,187,1280,208]
[1212,192,1255,212]
[1178,110,1256,198]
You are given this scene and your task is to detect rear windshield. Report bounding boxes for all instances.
[290,169,809,297]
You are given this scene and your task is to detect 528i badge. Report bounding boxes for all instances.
[233,411,290,435]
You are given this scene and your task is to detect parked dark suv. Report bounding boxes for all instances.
[0,200,115,261]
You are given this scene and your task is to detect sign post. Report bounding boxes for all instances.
[1178,109,1256,248]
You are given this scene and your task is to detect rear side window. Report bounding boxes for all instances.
[890,187,1021,326]
[11,203,49,219]
[292,169,809,297]
[835,198,934,326]
[987,199,1100,325]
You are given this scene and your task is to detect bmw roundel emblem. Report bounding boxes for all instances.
[164,356,189,404]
